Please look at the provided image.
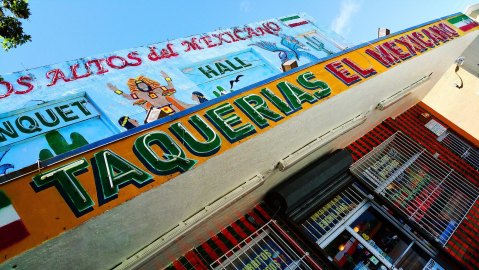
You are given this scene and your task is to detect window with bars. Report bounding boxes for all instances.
[350,131,479,247]
[320,204,436,270]
[210,220,312,270]
[438,131,479,170]
[301,184,367,244]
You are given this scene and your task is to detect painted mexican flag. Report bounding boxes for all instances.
[0,190,28,250]
[448,14,479,32]
[279,15,309,28]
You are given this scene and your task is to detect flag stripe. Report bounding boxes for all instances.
[0,219,29,250]
[448,15,470,24]
[285,18,306,25]
[448,14,478,32]
[454,21,468,28]
[0,190,11,209]
[0,205,21,227]
[460,23,478,32]
[289,21,309,28]
[280,15,301,22]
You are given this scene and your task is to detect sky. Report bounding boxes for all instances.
[0,0,476,74]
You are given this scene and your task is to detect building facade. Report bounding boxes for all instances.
[0,9,479,270]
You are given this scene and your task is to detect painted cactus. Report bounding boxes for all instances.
[39,131,89,161]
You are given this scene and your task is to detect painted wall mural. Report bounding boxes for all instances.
[0,14,344,175]
[0,12,475,263]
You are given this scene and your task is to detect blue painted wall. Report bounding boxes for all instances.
[0,13,345,175]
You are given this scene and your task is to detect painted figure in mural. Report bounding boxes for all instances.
[250,34,319,64]
[107,71,193,122]
[0,148,14,176]
[118,116,140,130]
[191,91,208,104]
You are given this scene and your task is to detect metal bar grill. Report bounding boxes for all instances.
[439,131,479,170]
[350,132,479,247]
[301,184,367,244]
[210,220,312,270]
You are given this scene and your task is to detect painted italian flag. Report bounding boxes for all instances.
[448,14,478,32]
[0,190,28,250]
[279,15,309,28]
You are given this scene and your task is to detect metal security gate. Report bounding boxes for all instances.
[211,220,312,269]
[438,131,479,170]
[350,132,479,247]
[301,184,367,244]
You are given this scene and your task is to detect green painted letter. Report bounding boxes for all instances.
[134,131,198,175]
[276,81,317,110]
[204,103,256,143]
[93,150,152,203]
[234,94,283,128]
[297,71,331,99]
[169,115,221,156]
[32,159,93,216]
[260,88,294,115]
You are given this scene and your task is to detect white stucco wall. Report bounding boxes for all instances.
[423,38,479,140]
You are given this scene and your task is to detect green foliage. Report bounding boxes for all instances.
[0,0,31,51]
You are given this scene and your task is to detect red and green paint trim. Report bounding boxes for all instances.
[279,15,309,28]
[448,14,479,32]
[0,190,28,250]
